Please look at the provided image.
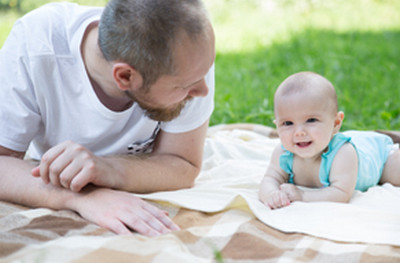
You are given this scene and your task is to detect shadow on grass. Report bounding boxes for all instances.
[212,29,400,131]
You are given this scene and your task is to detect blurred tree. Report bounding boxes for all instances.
[0,0,21,11]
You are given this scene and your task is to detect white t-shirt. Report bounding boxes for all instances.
[0,2,214,159]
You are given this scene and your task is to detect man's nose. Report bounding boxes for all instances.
[188,79,209,97]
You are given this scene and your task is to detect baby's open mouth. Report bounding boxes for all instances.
[296,141,312,147]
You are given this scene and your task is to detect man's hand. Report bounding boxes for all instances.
[70,187,180,236]
[31,141,116,192]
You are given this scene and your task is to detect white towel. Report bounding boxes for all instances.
[138,129,400,246]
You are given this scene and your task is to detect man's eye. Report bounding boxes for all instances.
[307,118,318,123]
[282,121,293,126]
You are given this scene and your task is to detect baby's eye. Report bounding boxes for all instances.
[306,118,318,123]
[282,121,293,126]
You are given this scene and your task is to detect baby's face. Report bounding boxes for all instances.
[274,91,339,159]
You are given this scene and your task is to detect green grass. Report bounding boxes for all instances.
[211,28,400,130]
[0,0,106,44]
[203,0,400,130]
[1,0,400,130]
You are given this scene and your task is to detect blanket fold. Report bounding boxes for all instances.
[1,126,400,262]
[138,129,400,246]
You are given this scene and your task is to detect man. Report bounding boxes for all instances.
[0,0,215,236]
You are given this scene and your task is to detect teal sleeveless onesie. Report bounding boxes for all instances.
[279,131,394,191]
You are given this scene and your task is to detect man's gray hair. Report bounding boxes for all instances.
[98,0,209,88]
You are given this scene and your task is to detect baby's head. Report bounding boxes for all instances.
[273,72,344,158]
[274,71,338,116]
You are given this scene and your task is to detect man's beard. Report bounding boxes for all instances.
[124,90,192,122]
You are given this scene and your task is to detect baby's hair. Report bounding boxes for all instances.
[274,71,338,114]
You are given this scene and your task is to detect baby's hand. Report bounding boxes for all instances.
[280,183,303,202]
[265,190,291,209]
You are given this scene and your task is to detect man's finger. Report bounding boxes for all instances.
[60,163,84,191]
[121,211,166,237]
[69,167,92,192]
[103,218,133,236]
[142,202,180,231]
[31,166,40,177]
[39,143,68,183]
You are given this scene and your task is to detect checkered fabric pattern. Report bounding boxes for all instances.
[1,201,400,262]
[1,125,400,262]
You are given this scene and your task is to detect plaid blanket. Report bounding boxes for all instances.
[1,201,400,262]
[1,125,400,263]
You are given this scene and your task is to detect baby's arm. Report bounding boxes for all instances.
[283,143,358,203]
[259,145,291,209]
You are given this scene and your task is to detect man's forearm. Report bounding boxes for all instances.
[0,156,76,210]
[0,155,181,236]
[105,153,200,193]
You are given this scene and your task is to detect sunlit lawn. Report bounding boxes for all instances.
[204,0,400,130]
[1,0,400,130]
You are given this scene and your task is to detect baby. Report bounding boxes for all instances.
[259,71,400,209]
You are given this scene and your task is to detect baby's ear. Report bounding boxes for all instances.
[334,111,345,131]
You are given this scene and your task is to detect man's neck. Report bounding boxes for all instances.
[81,22,133,112]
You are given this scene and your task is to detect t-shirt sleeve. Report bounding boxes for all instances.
[160,63,215,133]
[0,20,41,152]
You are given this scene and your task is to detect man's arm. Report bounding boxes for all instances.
[32,119,210,193]
[95,119,209,193]
[0,146,179,236]
[124,119,209,192]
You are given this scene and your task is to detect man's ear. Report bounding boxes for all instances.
[112,62,143,91]
[334,111,345,132]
